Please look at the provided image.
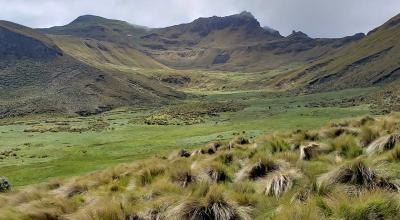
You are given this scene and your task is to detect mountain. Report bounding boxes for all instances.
[40,15,149,47]
[43,12,363,72]
[2,12,399,117]
[274,13,400,92]
[0,21,183,118]
[139,12,364,71]
[40,15,168,71]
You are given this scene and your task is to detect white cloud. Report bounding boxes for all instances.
[0,0,399,37]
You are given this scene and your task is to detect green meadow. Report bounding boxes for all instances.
[0,87,376,187]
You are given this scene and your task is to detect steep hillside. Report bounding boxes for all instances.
[275,13,400,92]
[0,21,183,118]
[0,20,63,58]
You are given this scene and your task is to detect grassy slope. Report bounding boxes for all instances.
[50,35,167,70]
[274,14,400,92]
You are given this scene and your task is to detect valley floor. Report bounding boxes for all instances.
[0,87,376,187]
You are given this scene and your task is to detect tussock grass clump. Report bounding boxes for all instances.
[203,163,230,183]
[207,141,222,152]
[274,199,324,220]
[170,169,196,187]
[350,116,375,127]
[322,191,400,220]
[269,137,291,154]
[387,144,400,162]
[217,152,234,165]
[177,149,191,158]
[167,186,251,220]
[300,143,331,160]
[366,134,400,155]
[236,157,279,181]
[65,184,88,198]
[19,198,78,220]
[74,200,127,220]
[330,134,362,158]
[318,160,399,191]
[136,165,166,186]
[290,129,319,142]
[229,136,250,148]
[321,127,359,139]
[359,125,380,147]
[263,169,302,197]
[191,149,203,157]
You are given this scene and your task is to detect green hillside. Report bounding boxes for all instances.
[274,13,400,92]
[0,21,183,118]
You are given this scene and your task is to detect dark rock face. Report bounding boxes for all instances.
[0,27,62,59]
[161,75,191,85]
[189,11,266,37]
[287,31,312,41]
[213,53,230,64]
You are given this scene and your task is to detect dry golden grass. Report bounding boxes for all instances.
[1,114,400,219]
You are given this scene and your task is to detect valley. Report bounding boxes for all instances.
[0,7,399,220]
[0,85,376,187]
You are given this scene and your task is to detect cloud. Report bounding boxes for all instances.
[0,0,399,37]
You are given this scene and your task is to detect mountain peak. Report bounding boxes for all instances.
[70,15,116,25]
[236,11,255,19]
[287,30,311,40]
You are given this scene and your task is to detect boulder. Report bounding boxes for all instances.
[0,176,11,193]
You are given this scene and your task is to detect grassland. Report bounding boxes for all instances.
[0,87,377,187]
[1,106,400,219]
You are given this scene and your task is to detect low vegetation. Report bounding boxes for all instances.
[1,113,400,219]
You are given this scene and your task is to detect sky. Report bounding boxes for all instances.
[0,0,399,38]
